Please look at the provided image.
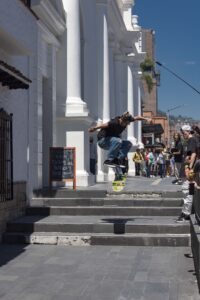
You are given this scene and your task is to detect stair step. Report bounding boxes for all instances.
[26,206,182,216]
[33,189,107,198]
[3,232,190,247]
[6,215,189,234]
[30,197,183,207]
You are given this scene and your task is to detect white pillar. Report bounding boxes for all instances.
[127,64,137,144]
[96,1,111,182]
[61,0,91,187]
[96,1,110,122]
[63,0,88,116]
[114,57,125,116]
[103,14,110,122]
[137,84,142,144]
[127,63,137,176]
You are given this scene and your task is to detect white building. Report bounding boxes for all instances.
[60,0,146,186]
[0,0,145,202]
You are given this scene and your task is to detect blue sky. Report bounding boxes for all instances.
[133,0,200,121]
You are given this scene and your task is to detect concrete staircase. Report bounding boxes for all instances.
[3,189,190,246]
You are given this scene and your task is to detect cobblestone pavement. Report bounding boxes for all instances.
[0,244,199,300]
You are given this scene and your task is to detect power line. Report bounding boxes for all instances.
[156,61,200,95]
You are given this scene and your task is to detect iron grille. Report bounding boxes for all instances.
[0,109,13,202]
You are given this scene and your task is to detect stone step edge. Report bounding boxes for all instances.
[3,232,190,246]
[27,206,182,209]
[31,197,182,200]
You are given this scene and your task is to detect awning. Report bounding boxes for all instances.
[142,124,164,135]
[0,60,31,89]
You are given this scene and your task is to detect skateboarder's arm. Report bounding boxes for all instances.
[88,122,109,133]
[134,116,152,123]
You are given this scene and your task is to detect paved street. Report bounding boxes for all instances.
[0,244,199,300]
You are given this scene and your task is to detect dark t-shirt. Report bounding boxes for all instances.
[173,140,183,163]
[183,136,198,168]
[186,136,198,156]
[97,117,133,140]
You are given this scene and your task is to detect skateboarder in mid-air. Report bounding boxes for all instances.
[89,112,152,172]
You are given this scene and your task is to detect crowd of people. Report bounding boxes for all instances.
[133,123,200,222]
[132,146,176,179]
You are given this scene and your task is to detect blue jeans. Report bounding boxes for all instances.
[98,137,132,160]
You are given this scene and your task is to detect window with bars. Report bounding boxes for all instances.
[0,109,13,202]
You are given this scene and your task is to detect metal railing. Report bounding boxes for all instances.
[0,109,13,202]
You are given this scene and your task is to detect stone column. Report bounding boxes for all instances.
[114,56,125,116]
[134,71,143,148]
[63,0,88,116]
[96,1,111,182]
[127,63,137,176]
[61,0,91,187]
[127,63,137,144]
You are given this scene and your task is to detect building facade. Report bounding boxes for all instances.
[0,0,146,208]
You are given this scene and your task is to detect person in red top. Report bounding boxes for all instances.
[89,112,151,168]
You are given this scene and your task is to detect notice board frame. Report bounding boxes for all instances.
[49,147,76,190]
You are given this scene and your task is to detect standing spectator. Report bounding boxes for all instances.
[176,125,198,222]
[151,148,157,177]
[132,148,143,176]
[157,149,165,178]
[89,136,97,175]
[163,148,171,177]
[140,148,146,176]
[145,148,150,177]
[147,148,154,177]
[171,132,184,185]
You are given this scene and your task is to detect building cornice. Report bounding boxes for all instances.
[117,0,134,11]
[32,0,66,36]
[108,0,139,54]
[38,22,60,47]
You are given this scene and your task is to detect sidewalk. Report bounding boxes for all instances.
[80,176,183,194]
[0,244,199,300]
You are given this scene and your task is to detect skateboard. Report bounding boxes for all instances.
[111,165,127,192]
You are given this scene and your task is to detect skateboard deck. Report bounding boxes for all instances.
[112,178,126,192]
[109,165,127,192]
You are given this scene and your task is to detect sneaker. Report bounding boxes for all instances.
[117,158,126,168]
[172,179,178,184]
[103,159,117,167]
[175,213,190,223]
[184,253,193,258]
[175,180,183,185]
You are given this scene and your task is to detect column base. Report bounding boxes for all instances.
[75,170,92,187]
[65,97,89,116]
[128,152,136,176]
[96,171,107,182]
